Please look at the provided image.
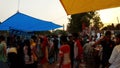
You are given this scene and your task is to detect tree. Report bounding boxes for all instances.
[52,29,67,35]
[92,14,104,30]
[67,11,103,33]
[101,23,120,30]
[115,24,120,30]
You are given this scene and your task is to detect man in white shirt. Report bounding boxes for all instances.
[109,34,120,68]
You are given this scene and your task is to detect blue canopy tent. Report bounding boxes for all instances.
[0,26,9,31]
[0,12,62,31]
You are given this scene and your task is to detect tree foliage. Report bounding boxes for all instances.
[67,11,103,33]
[52,29,67,35]
[101,23,120,30]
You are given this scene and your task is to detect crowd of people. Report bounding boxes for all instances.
[0,30,120,68]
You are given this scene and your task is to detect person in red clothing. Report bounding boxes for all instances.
[58,35,71,68]
[72,33,83,68]
[39,34,49,68]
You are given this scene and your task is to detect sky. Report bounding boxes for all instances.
[0,0,120,30]
[0,0,68,30]
[99,7,120,26]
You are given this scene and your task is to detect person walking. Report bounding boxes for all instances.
[68,34,74,68]
[72,33,83,68]
[0,35,9,68]
[108,34,120,68]
[58,35,71,68]
[30,36,38,68]
[92,31,115,68]
[39,34,49,68]
[23,39,34,68]
[7,36,18,68]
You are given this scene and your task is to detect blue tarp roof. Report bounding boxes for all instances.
[0,12,62,31]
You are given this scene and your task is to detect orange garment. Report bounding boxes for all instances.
[31,41,37,61]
